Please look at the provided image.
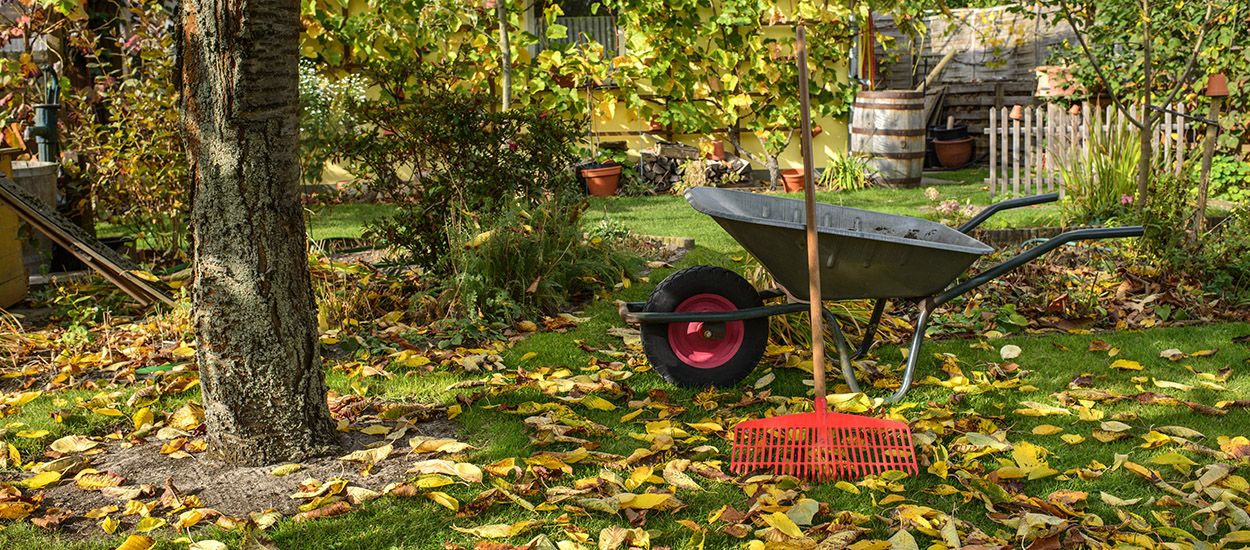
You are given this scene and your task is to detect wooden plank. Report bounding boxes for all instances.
[943,95,1036,107]
[0,175,173,307]
[994,82,1005,110]
[989,107,997,199]
[1012,112,1020,197]
[1001,107,1010,197]
[1024,107,1033,195]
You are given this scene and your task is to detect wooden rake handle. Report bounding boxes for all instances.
[796,26,826,411]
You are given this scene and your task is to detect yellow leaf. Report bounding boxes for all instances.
[581,395,617,411]
[271,464,303,477]
[483,458,516,477]
[662,462,702,491]
[754,372,775,388]
[414,474,455,489]
[763,511,805,538]
[424,491,459,511]
[116,535,155,550]
[1152,379,1194,391]
[16,429,50,438]
[617,492,672,510]
[451,523,513,538]
[76,472,124,490]
[176,509,205,529]
[84,505,119,518]
[24,471,62,489]
[520,352,537,361]
[101,516,120,534]
[188,541,228,550]
[409,437,471,454]
[1110,359,1143,371]
[171,345,196,358]
[360,425,391,436]
[93,407,124,417]
[1141,431,1176,449]
[135,517,168,532]
[447,404,462,419]
[1061,434,1086,445]
[340,443,392,464]
[169,403,205,431]
[133,408,154,430]
[0,501,36,520]
[129,270,160,282]
[1032,425,1064,436]
[50,435,99,453]
[835,481,861,494]
[1150,452,1199,473]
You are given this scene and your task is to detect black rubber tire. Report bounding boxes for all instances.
[641,265,768,388]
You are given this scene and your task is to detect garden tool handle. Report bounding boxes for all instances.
[796,26,827,409]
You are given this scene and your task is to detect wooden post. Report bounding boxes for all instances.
[1001,107,1009,197]
[1192,96,1224,239]
[1024,107,1033,195]
[989,108,997,199]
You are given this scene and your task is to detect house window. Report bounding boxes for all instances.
[532,0,618,54]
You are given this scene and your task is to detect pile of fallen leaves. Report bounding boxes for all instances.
[4,243,1250,550]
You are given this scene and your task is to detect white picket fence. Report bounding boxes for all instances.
[984,103,1191,199]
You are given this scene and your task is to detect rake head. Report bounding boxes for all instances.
[730,402,917,481]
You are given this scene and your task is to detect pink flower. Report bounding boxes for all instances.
[1120,194,1134,205]
[539,113,548,119]
[508,141,517,150]
[924,187,940,202]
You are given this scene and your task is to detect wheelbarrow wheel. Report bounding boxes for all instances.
[642,265,767,388]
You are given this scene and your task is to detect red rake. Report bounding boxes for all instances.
[729,27,917,481]
[730,397,918,480]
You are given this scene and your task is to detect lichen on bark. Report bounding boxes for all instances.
[179,0,337,466]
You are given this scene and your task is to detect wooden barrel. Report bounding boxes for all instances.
[850,91,925,188]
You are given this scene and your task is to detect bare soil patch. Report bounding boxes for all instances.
[21,418,460,540]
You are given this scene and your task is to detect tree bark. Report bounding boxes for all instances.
[179,0,337,465]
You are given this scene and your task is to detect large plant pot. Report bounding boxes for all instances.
[933,137,974,168]
[582,163,622,197]
[780,168,804,192]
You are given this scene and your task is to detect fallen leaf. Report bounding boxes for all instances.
[116,535,155,550]
[424,491,459,511]
[340,443,392,464]
[271,464,303,477]
[50,435,98,454]
[1110,359,1143,371]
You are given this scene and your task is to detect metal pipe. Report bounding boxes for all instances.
[935,226,1143,306]
[957,192,1059,233]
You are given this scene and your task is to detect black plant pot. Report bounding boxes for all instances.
[929,125,969,142]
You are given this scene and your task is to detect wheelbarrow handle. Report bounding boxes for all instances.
[957,193,1060,233]
[934,226,1144,307]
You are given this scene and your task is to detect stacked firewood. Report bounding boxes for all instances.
[640,145,754,192]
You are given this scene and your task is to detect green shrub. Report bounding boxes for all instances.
[1054,110,1151,224]
[1144,171,1250,302]
[1196,155,1250,204]
[334,66,584,270]
[819,151,878,191]
[440,197,639,323]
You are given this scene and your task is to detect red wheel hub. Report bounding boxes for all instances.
[668,294,745,369]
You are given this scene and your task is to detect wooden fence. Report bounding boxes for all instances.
[984,103,1190,199]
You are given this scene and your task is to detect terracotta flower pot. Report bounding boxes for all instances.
[582,163,622,197]
[933,137,974,169]
[708,140,725,161]
[780,168,804,192]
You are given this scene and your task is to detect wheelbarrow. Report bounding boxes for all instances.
[619,187,1143,402]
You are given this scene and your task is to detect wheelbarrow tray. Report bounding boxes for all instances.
[685,187,994,301]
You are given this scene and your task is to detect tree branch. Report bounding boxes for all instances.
[1056,0,1145,129]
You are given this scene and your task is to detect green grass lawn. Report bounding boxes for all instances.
[13,171,1247,549]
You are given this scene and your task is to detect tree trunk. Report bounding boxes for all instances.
[179,0,337,465]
